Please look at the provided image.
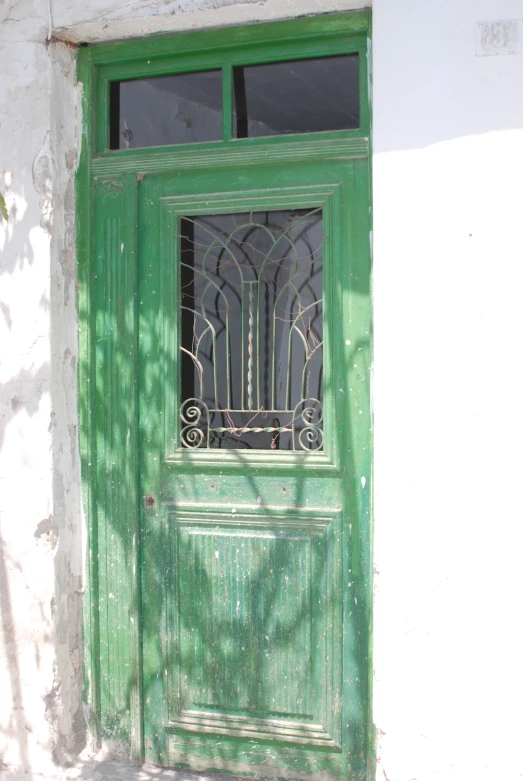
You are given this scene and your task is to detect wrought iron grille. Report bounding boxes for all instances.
[179,208,323,450]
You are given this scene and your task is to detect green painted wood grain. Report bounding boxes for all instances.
[78,12,372,777]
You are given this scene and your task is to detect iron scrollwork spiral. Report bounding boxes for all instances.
[292,398,323,451]
[180,399,209,448]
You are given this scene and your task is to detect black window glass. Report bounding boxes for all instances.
[109,70,222,150]
[233,54,359,138]
[179,209,323,451]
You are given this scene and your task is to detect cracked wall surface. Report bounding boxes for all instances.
[0,3,56,777]
[1,1,523,780]
[53,0,369,44]
[0,1,84,770]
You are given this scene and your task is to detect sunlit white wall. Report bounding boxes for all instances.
[0,5,82,772]
[372,2,523,779]
[0,18,56,773]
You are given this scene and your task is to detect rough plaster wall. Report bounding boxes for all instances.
[52,0,370,44]
[48,39,85,767]
[372,1,523,780]
[1,3,55,775]
[0,1,84,776]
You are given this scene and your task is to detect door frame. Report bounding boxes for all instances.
[76,10,373,773]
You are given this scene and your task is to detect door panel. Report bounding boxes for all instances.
[167,510,340,746]
[138,160,368,780]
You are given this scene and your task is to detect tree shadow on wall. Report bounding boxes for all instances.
[0,174,45,780]
[0,142,85,775]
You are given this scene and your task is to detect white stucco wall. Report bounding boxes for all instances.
[0,2,83,775]
[372,1,523,779]
[1,0,522,780]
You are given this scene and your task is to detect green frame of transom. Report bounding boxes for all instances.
[76,9,372,770]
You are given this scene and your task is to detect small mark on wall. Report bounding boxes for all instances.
[476,19,522,56]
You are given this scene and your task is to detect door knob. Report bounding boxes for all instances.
[143,495,155,509]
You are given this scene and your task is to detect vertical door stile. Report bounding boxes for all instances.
[93,173,141,755]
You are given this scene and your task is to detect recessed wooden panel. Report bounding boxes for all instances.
[166,735,342,781]
[180,529,313,714]
[167,511,340,747]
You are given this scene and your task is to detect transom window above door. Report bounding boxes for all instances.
[107,54,361,150]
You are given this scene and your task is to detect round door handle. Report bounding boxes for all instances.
[143,495,155,509]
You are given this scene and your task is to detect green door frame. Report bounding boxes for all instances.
[76,10,373,774]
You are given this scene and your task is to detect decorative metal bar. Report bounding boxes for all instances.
[201,232,243,409]
[180,399,210,448]
[181,263,229,310]
[271,417,281,450]
[271,256,319,410]
[292,398,323,451]
[181,306,218,403]
[179,209,323,450]
[285,300,323,410]
[247,282,254,411]
[194,325,218,407]
[204,408,300,413]
[253,215,305,408]
[178,404,324,451]
[194,222,245,283]
[213,425,291,435]
[182,262,231,409]
[200,279,230,409]
[180,348,204,400]
[301,340,323,399]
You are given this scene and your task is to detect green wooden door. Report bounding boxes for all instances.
[79,12,371,781]
[137,155,370,780]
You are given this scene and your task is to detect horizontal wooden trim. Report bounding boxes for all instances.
[165,509,337,531]
[166,743,340,781]
[92,136,369,177]
[162,453,340,474]
[85,12,371,67]
[97,36,368,82]
[167,709,338,747]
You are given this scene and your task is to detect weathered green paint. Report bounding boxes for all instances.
[77,12,372,779]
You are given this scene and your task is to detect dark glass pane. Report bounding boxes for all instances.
[109,70,222,149]
[179,210,323,451]
[233,54,359,138]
